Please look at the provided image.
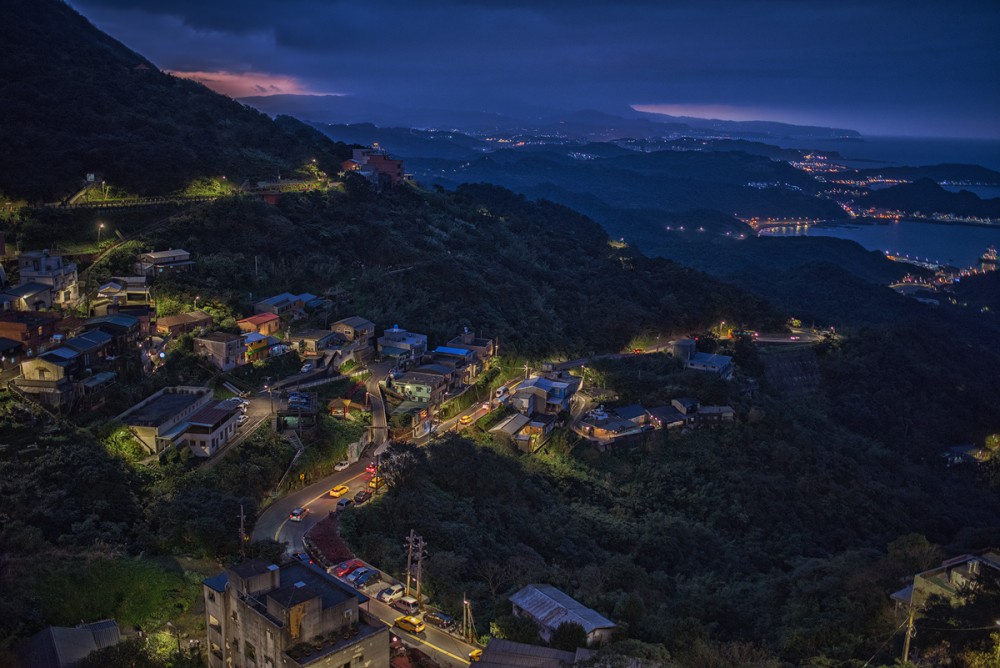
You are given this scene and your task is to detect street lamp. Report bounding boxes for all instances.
[165,622,181,656]
[194,295,201,310]
[97,222,105,244]
[264,385,273,414]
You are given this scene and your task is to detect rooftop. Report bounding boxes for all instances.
[123,389,206,427]
[333,316,373,329]
[196,331,241,343]
[510,584,616,635]
[433,345,473,357]
[239,312,280,325]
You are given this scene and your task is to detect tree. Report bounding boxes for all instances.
[490,614,540,645]
[549,621,588,652]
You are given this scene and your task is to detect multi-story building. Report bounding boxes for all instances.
[330,317,374,346]
[377,325,426,362]
[115,386,240,456]
[194,332,245,371]
[137,249,193,276]
[0,311,59,357]
[17,249,78,306]
[202,560,390,668]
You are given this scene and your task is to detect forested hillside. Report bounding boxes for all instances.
[0,0,351,202]
[131,182,784,357]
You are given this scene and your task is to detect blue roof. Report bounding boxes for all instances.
[433,346,473,356]
[203,572,228,593]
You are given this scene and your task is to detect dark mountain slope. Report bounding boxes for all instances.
[0,0,351,201]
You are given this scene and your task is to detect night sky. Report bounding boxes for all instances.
[69,0,1000,138]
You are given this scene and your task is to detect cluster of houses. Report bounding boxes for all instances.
[578,397,735,446]
[490,368,582,452]
[340,145,408,188]
[379,326,497,430]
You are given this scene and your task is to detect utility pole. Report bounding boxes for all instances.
[902,606,916,664]
[403,529,428,603]
[414,536,428,608]
[238,505,247,559]
[404,530,417,597]
[462,594,477,644]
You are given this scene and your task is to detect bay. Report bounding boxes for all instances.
[758,220,1000,268]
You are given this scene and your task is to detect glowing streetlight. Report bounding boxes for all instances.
[97,222,105,244]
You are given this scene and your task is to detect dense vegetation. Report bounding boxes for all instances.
[344,407,999,665]
[134,183,784,358]
[863,179,1000,218]
[0,397,293,647]
[0,0,352,202]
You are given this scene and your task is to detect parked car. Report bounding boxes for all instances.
[346,567,371,584]
[300,363,313,373]
[354,570,380,589]
[236,414,249,426]
[353,490,372,504]
[289,507,307,522]
[377,584,405,604]
[392,596,419,616]
[368,476,384,490]
[423,611,455,630]
[393,616,425,634]
[332,559,364,578]
[336,498,353,512]
[334,460,350,471]
[291,552,312,565]
[329,484,349,498]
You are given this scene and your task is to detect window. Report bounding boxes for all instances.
[207,591,216,602]
[244,641,256,661]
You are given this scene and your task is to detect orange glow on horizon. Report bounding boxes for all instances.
[632,103,812,125]
[168,69,334,98]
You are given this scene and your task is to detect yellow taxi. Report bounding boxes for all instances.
[393,615,424,634]
[469,649,483,662]
[368,476,384,490]
[459,414,474,425]
[329,484,349,498]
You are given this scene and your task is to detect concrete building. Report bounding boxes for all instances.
[0,311,59,357]
[17,250,78,306]
[892,550,1000,609]
[194,332,245,371]
[2,281,52,311]
[390,370,447,405]
[238,312,282,336]
[331,316,374,346]
[116,386,214,454]
[448,328,496,363]
[185,403,242,458]
[202,560,390,668]
[509,584,617,647]
[293,329,341,355]
[155,310,212,337]
[137,249,193,276]
[377,325,427,362]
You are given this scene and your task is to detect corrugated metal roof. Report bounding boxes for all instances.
[509,584,616,635]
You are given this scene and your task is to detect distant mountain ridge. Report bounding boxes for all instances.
[864,178,1000,218]
[239,93,862,141]
[0,0,351,201]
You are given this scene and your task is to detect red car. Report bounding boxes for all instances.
[333,559,364,578]
[366,462,377,474]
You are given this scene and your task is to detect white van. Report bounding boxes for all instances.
[392,595,419,615]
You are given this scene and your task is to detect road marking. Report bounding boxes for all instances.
[271,470,370,542]
[385,624,470,664]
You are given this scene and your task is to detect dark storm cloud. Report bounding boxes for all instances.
[69,0,1000,136]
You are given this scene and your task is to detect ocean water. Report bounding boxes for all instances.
[768,136,1000,172]
[759,220,1000,268]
